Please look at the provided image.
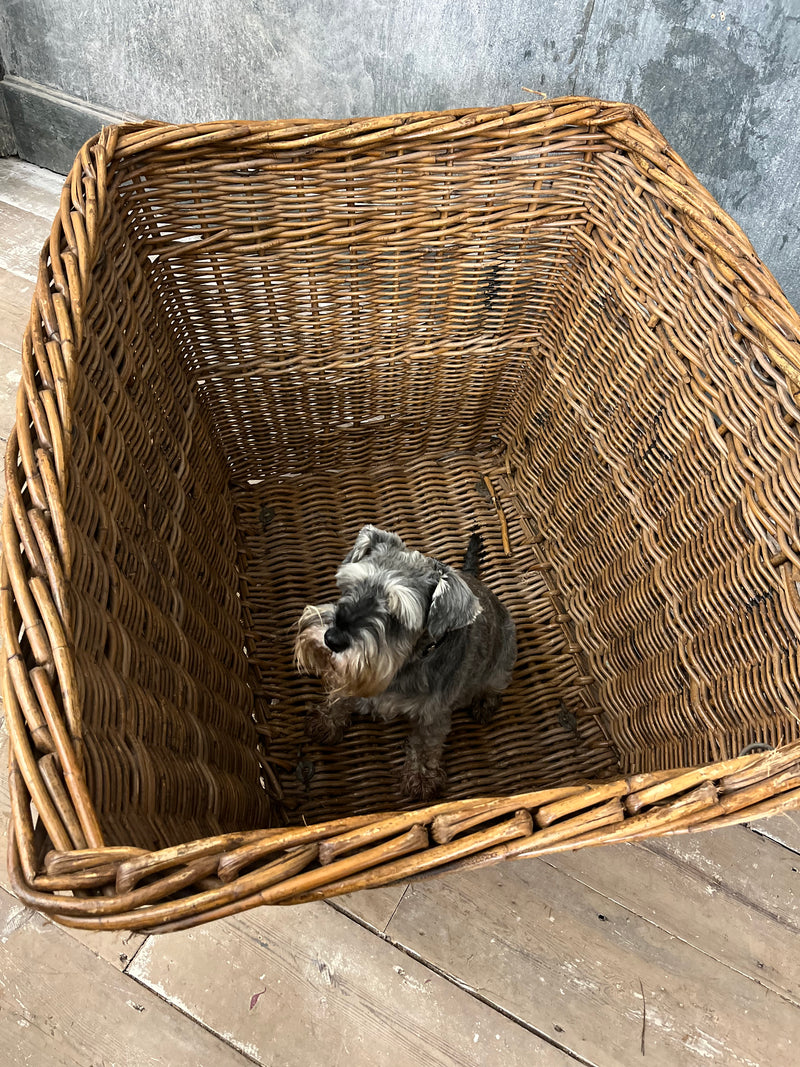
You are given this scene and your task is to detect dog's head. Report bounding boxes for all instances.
[294,524,481,697]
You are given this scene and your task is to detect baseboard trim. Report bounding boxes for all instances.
[1,75,145,174]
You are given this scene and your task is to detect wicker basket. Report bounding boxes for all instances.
[5,98,800,934]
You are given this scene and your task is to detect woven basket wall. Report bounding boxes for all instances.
[5,98,800,934]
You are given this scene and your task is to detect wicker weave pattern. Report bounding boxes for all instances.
[4,99,800,932]
[502,144,800,772]
[4,159,270,852]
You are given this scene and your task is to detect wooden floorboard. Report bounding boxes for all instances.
[0,266,32,351]
[0,266,29,452]
[381,851,800,1065]
[0,157,65,217]
[0,887,251,1066]
[643,825,800,931]
[0,342,19,451]
[127,900,577,1067]
[0,200,51,280]
[749,811,800,855]
[0,162,53,445]
[331,882,409,932]
[553,828,800,1003]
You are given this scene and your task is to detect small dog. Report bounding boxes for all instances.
[294,525,517,800]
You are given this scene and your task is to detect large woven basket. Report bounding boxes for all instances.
[5,98,800,934]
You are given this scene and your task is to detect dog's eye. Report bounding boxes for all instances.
[385,585,424,630]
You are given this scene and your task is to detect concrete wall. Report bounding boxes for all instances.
[1,0,799,308]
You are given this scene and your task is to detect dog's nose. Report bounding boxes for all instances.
[324,627,350,653]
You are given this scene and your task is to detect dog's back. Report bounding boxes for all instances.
[460,569,517,694]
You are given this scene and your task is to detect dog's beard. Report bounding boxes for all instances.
[294,603,337,682]
[294,604,410,698]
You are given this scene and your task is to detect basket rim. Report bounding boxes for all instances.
[4,95,800,932]
[7,742,800,933]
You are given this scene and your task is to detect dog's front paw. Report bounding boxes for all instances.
[469,692,502,726]
[306,703,349,745]
[401,756,447,802]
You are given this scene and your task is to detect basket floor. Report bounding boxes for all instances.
[233,451,620,825]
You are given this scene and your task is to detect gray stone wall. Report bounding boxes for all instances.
[1,0,798,308]
[0,54,16,155]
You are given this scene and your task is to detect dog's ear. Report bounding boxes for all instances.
[343,524,406,564]
[426,568,481,640]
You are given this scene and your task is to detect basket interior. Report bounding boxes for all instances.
[57,115,800,847]
[234,458,618,825]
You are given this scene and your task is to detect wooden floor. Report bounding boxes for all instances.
[2,157,800,1066]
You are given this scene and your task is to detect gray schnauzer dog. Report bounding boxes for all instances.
[294,525,517,800]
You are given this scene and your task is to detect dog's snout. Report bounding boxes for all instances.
[324,627,350,653]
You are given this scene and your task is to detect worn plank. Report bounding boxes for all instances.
[0,156,64,217]
[384,857,800,1065]
[0,728,15,893]
[0,887,249,1066]
[644,826,800,931]
[548,829,800,1004]
[332,883,408,932]
[0,262,32,448]
[0,265,32,351]
[0,200,50,280]
[749,813,800,856]
[128,900,576,1067]
[0,340,23,447]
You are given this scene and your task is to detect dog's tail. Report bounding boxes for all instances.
[462,531,483,575]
